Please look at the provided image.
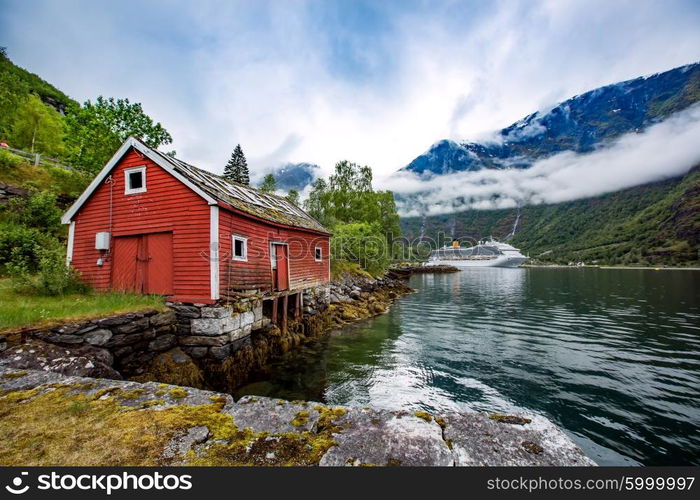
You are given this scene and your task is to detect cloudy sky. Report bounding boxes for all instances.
[2,0,700,184]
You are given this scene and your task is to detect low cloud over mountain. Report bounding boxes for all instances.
[390,103,700,217]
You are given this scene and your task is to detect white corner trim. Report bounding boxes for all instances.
[61,136,217,224]
[66,221,76,266]
[210,205,220,301]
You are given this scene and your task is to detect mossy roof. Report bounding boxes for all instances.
[148,146,329,234]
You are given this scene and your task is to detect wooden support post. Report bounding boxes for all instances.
[281,294,288,334]
[272,297,278,326]
[294,293,301,320]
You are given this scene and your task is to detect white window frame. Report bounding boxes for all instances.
[232,235,248,262]
[315,246,323,262]
[124,166,147,194]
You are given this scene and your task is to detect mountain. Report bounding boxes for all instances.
[400,165,700,266]
[263,162,320,191]
[403,62,700,176]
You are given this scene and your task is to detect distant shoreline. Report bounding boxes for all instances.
[522,264,700,271]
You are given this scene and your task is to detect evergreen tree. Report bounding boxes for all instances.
[259,173,277,193]
[223,144,250,185]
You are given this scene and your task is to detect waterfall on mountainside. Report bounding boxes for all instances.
[506,207,521,240]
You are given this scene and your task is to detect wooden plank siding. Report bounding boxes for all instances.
[70,149,213,302]
[69,146,330,303]
[219,208,330,294]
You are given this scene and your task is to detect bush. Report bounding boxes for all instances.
[0,148,24,170]
[33,244,87,295]
[0,222,50,273]
[7,190,63,234]
[8,241,86,296]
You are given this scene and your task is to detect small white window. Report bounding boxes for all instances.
[315,246,322,262]
[124,166,146,194]
[233,235,248,261]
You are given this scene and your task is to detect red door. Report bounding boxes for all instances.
[112,235,140,292]
[112,232,173,295]
[272,243,289,291]
[146,232,173,294]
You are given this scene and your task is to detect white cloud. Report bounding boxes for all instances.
[389,105,700,217]
[1,0,699,180]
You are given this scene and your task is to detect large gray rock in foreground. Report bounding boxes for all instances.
[0,340,121,380]
[320,407,454,466]
[444,413,594,466]
[0,367,594,466]
[227,396,321,434]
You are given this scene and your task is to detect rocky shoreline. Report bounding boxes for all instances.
[0,274,414,393]
[0,366,595,466]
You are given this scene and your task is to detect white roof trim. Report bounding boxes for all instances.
[61,137,217,224]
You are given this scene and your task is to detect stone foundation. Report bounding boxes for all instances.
[0,276,412,388]
[0,309,177,376]
[167,297,269,361]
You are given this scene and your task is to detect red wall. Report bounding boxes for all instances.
[69,147,330,302]
[219,208,330,294]
[70,149,213,302]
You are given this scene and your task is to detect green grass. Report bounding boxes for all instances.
[0,149,89,198]
[0,279,166,332]
[330,259,374,280]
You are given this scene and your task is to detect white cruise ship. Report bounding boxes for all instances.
[426,239,528,268]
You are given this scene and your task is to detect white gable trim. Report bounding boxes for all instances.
[61,137,217,224]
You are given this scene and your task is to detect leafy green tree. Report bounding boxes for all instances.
[11,94,66,156]
[223,144,250,184]
[303,160,401,274]
[65,96,172,173]
[0,48,76,139]
[305,178,333,225]
[304,160,400,238]
[331,222,389,276]
[0,71,28,139]
[287,189,300,206]
[260,173,277,193]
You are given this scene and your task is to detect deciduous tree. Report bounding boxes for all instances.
[260,173,277,193]
[66,96,172,173]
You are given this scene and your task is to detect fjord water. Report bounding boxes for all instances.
[236,268,700,465]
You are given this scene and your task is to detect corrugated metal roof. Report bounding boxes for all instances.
[141,141,329,234]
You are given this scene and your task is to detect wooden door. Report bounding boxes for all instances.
[112,232,173,295]
[272,243,289,291]
[112,235,140,292]
[146,232,173,295]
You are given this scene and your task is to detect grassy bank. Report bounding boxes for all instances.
[0,279,166,332]
[0,149,89,199]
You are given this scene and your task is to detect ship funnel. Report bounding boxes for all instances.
[452,239,459,248]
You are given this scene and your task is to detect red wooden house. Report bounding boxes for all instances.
[62,137,331,305]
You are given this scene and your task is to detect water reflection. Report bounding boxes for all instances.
[236,268,700,466]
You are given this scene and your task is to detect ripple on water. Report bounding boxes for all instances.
[236,268,700,466]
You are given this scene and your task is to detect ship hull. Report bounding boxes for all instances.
[427,255,528,268]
